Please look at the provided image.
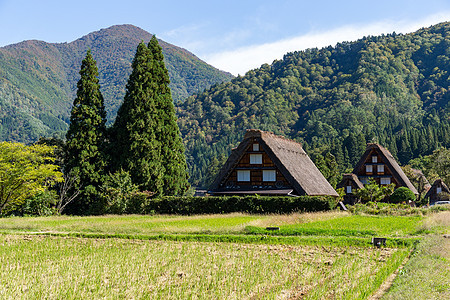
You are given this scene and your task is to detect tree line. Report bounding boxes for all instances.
[176,22,450,188]
[0,36,189,216]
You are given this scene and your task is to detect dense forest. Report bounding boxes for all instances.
[0,25,233,143]
[177,22,450,188]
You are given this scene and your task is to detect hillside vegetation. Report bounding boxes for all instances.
[0,25,233,143]
[177,22,450,187]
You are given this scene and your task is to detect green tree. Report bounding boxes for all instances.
[401,165,429,204]
[390,187,416,204]
[430,148,450,185]
[100,170,139,214]
[65,50,107,215]
[355,179,395,202]
[148,36,189,195]
[111,42,164,194]
[0,142,63,214]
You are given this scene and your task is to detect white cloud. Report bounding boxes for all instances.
[204,13,450,76]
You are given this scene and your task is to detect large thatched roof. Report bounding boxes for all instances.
[353,143,418,194]
[209,129,338,197]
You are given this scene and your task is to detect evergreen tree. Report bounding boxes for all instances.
[65,50,107,214]
[111,42,164,194]
[148,36,189,195]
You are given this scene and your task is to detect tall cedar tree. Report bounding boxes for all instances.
[65,50,107,215]
[148,36,189,195]
[111,42,164,194]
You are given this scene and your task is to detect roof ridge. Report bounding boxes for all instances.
[245,129,302,146]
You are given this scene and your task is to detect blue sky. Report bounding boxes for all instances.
[1,0,450,75]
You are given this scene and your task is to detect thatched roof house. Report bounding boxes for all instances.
[411,168,432,191]
[209,129,338,197]
[337,143,418,203]
[424,179,450,204]
[336,173,364,203]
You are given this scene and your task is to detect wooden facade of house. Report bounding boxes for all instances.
[424,179,450,204]
[209,129,338,197]
[337,143,418,203]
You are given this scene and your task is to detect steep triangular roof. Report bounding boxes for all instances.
[411,168,431,190]
[210,129,338,197]
[337,173,365,190]
[353,143,418,194]
[424,179,450,201]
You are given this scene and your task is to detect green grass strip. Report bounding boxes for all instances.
[0,231,418,248]
[244,225,376,236]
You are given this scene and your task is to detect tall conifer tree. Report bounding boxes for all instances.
[148,36,189,195]
[111,42,164,194]
[65,50,107,214]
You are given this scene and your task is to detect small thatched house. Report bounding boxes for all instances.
[337,173,364,203]
[424,179,450,204]
[337,143,418,203]
[411,168,432,191]
[209,129,338,197]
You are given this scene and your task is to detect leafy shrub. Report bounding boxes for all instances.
[2,190,58,216]
[134,195,336,215]
[390,187,416,204]
[348,202,415,215]
[347,201,450,215]
[100,170,139,214]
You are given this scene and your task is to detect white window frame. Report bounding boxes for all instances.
[249,154,262,164]
[366,165,373,173]
[437,187,442,194]
[263,170,276,182]
[380,177,391,185]
[252,143,260,151]
[237,170,250,182]
[372,156,378,163]
[377,165,384,173]
[346,186,352,194]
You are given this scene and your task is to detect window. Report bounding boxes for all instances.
[253,143,260,151]
[437,187,442,194]
[237,170,250,182]
[263,170,276,182]
[377,165,384,174]
[346,186,352,194]
[381,177,391,185]
[250,154,262,164]
[366,165,373,173]
[360,177,368,184]
[372,156,378,163]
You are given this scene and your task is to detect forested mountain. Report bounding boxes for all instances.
[0,25,233,143]
[177,22,450,188]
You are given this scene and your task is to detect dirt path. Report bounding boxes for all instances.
[367,252,412,300]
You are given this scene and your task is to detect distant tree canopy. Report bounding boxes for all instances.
[176,22,450,187]
[408,147,450,186]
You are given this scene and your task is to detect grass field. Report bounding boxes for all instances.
[0,210,448,299]
[0,211,433,237]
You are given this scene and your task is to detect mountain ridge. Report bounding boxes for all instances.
[0,24,233,142]
[177,22,450,187]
